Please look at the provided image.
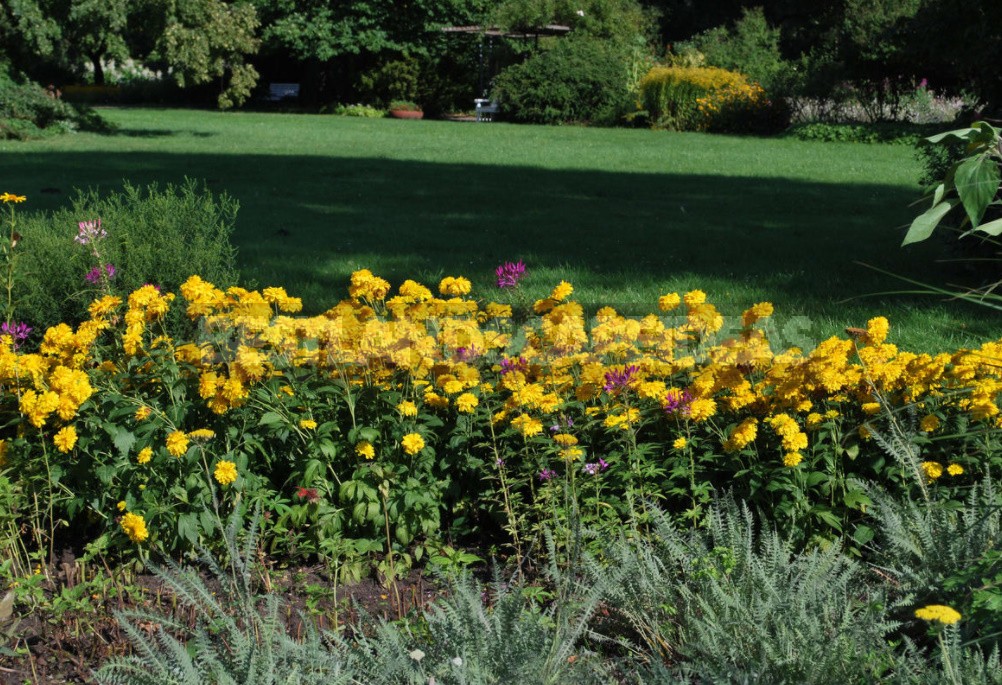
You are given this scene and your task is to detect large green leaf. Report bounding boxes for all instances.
[975,216,1002,236]
[955,154,1000,227]
[902,199,957,245]
[926,127,977,144]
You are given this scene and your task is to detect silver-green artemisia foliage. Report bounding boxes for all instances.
[604,498,905,684]
[93,509,351,685]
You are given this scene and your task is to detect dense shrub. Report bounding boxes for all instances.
[491,37,633,126]
[330,103,386,118]
[787,121,944,145]
[638,65,788,133]
[358,57,420,108]
[685,7,789,95]
[11,180,239,332]
[0,66,106,140]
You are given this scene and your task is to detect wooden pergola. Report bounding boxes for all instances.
[440,24,572,98]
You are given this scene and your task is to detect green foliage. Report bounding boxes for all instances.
[494,0,656,47]
[13,180,239,331]
[787,121,944,145]
[605,499,905,682]
[159,0,261,109]
[330,103,386,118]
[358,57,420,107]
[685,7,788,94]
[491,37,633,126]
[904,122,1002,246]
[346,556,612,683]
[868,476,1002,647]
[94,508,354,685]
[0,65,105,140]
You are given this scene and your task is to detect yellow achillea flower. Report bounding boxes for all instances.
[921,461,944,480]
[398,400,418,417]
[673,437,687,450]
[299,419,317,430]
[914,605,961,625]
[866,316,890,346]
[553,433,578,447]
[723,418,757,452]
[120,512,149,543]
[137,447,153,464]
[88,295,122,319]
[135,406,152,421]
[920,415,941,433]
[355,441,376,459]
[683,290,706,307]
[561,446,584,461]
[188,428,215,441]
[783,451,803,467]
[442,379,464,395]
[456,393,479,413]
[213,460,238,486]
[688,398,717,422]
[741,302,773,327]
[947,463,964,476]
[550,281,574,302]
[53,425,78,453]
[401,433,425,455]
[439,276,472,297]
[166,430,189,457]
[510,414,544,438]
[861,402,882,416]
[658,293,681,311]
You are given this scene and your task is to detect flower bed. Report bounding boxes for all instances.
[1,253,1000,569]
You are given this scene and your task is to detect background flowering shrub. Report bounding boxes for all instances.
[638,65,788,133]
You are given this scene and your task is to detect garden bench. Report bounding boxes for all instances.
[475,98,498,122]
[267,83,300,102]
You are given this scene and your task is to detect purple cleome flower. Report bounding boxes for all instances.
[550,415,574,432]
[603,365,638,393]
[583,458,609,476]
[664,389,693,415]
[538,468,557,482]
[500,356,528,376]
[75,219,106,245]
[1,321,32,350]
[455,345,480,362]
[495,261,526,289]
[85,263,116,284]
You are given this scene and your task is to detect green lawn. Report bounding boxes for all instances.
[2,107,997,350]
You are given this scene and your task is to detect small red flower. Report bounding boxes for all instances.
[295,486,319,503]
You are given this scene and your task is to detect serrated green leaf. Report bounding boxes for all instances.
[258,411,284,427]
[113,429,136,459]
[852,524,875,546]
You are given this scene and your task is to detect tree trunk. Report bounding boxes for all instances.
[92,54,105,85]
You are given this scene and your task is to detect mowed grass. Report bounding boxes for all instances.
[2,107,998,350]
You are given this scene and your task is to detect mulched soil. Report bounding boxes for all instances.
[0,553,447,684]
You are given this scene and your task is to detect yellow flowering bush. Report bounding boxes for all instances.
[1,267,999,564]
[638,65,787,133]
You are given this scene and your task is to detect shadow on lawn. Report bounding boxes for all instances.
[6,150,995,338]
